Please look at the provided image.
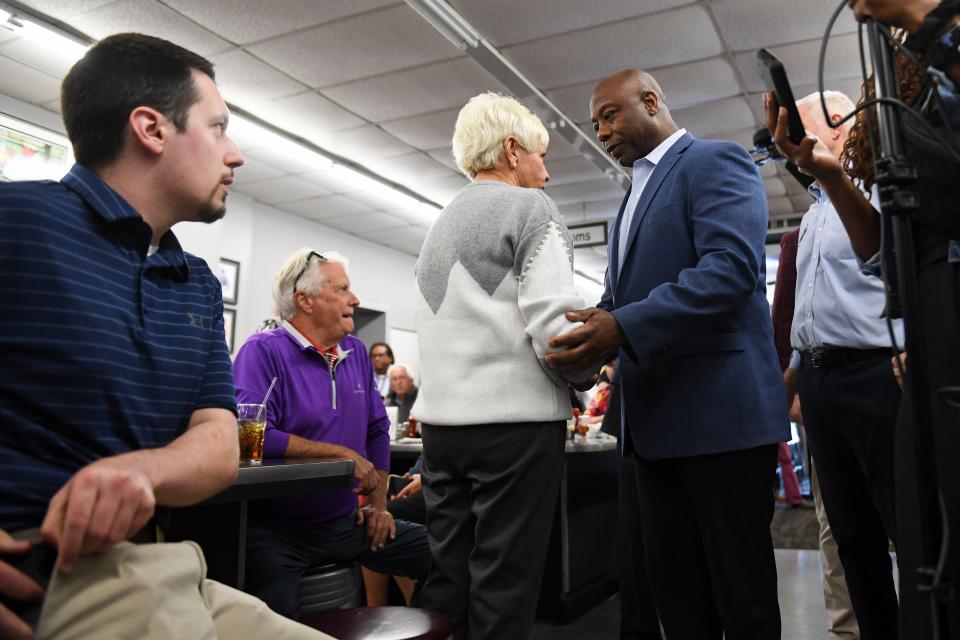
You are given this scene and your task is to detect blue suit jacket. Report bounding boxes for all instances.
[599,133,789,460]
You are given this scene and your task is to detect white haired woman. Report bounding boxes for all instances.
[413,92,598,639]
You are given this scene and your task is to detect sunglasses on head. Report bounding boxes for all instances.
[293,250,327,293]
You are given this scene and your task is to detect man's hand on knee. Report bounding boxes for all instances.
[355,507,396,551]
[40,459,156,572]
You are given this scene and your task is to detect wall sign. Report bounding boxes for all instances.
[567,221,608,248]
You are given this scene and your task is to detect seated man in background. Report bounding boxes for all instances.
[386,362,419,426]
[233,247,430,619]
[369,342,394,399]
[0,33,327,639]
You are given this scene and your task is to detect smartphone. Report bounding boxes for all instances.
[757,48,806,144]
[388,474,412,497]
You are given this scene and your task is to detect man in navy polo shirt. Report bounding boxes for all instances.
[233,248,430,619]
[0,33,331,640]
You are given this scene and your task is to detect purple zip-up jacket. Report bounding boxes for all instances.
[233,323,390,525]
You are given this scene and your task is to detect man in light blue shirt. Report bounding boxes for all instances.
[771,90,903,638]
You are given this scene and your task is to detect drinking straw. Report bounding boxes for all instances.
[256,377,278,421]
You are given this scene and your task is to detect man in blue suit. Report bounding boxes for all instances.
[548,69,789,639]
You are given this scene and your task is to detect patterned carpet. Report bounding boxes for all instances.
[770,502,820,550]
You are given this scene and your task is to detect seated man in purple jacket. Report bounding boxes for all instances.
[233,248,430,619]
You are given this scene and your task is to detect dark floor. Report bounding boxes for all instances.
[529,549,831,640]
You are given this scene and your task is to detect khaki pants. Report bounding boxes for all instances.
[812,464,860,640]
[36,541,335,640]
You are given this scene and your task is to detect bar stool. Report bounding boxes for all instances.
[301,607,452,640]
[297,563,360,617]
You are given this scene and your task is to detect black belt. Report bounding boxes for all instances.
[800,347,891,369]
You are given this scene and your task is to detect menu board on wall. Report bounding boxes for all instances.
[0,113,73,183]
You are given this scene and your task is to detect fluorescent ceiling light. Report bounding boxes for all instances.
[228,115,333,173]
[2,14,89,61]
[3,10,441,219]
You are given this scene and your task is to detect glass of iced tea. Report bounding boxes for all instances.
[237,403,266,465]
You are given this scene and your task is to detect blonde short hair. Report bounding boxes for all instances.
[273,247,349,321]
[452,92,549,179]
[796,91,856,133]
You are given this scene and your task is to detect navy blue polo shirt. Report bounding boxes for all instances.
[0,165,236,531]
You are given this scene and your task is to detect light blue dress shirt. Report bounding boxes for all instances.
[617,128,687,278]
[789,183,904,367]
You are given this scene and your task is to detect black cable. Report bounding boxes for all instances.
[819,1,960,163]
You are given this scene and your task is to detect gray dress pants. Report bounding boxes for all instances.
[420,421,565,640]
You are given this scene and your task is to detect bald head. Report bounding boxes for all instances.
[590,68,678,167]
[595,69,664,102]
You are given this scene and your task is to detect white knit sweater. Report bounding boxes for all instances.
[412,180,594,426]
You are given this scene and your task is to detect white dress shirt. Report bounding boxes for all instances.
[617,128,687,278]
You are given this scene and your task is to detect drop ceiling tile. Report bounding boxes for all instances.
[294,168,358,194]
[412,174,470,206]
[672,97,757,138]
[71,0,232,56]
[545,81,595,123]
[240,137,333,175]
[0,37,85,78]
[380,205,440,229]
[548,130,588,161]
[379,108,460,150]
[0,54,60,104]
[321,211,408,233]
[709,0,859,51]
[14,0,117,19]
[322,57,509,123]
[245,92,365,141]
[768,195,796,216]
[363,152,457,186]
[338,188,401,211]
[548,57,742,121]
[426,148,461,173]
[545,157,606,186]
[733,33,867,94]
[385,239,424,256]
[208,49,305,108]
[546,178,625,206]
[355,224,427,244]
[160,0,395,45]
[279,194,376,219]
[502,6,724,89]
[41,98,61,113]
[716,127,764,150]
[449,0,695,47]
[248,4,458,88]
[764,177,787,198]
[233,156,285,184]
[321,125,416,161]
[233,175,332,205]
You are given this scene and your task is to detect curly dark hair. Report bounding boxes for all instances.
[841,37,927,191]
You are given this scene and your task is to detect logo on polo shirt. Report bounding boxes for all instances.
[186,313,206,329]
[354,382,365,394]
